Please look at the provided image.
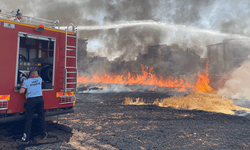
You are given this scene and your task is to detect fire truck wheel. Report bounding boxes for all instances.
[41,65,53,82]
[47,66,53,81]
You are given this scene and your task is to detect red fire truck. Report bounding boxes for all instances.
[0,9,78,123]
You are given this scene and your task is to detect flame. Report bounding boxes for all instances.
[78,65,193,92]
[78,63,213,92]
[195,62,213,92]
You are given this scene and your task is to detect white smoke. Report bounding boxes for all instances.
[4,1,250,60]
[216,40,250,108]
[78,84,159,93]
[218,60,250,104]
[62,20,250,60]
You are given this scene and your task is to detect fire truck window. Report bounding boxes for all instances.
[16,36,55,91]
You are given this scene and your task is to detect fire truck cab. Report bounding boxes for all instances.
[0,9,78,123]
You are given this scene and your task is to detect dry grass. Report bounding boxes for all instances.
[123,91,250,114]
[160,91,250,114]
[123,97,146,105]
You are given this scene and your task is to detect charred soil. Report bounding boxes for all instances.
[1,92,250,149]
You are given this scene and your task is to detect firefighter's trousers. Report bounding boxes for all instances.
[24,96,47,140]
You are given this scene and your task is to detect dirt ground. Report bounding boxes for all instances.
[1,92,250,150]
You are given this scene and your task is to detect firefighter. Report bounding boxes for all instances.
[16,70,48,144]
[14,13,22,22]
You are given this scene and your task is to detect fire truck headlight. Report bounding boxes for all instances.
[24,62,26,66]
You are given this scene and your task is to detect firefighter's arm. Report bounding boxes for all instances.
[19,87,26,94]
[20,82,27,94]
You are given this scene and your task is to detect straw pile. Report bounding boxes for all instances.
[124,91,250,114]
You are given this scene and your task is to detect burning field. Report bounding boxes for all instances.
[3,62,250,149]
[77,60,250,116]
[78,62,212,93]
[4,62,250,149]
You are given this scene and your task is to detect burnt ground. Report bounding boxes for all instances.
[1,92,250,149]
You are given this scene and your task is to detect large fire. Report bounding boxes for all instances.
[78,63,213,92]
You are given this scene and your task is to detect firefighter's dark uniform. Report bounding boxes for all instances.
[20,76,47,141]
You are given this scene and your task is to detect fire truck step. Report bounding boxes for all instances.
[67,77,76,79]
[66,56,76,58]
[66,67,76,69]
[67,35,76,38]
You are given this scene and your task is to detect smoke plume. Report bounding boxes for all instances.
[3,0,250,94]
[218,60,250,108]
[4,0,250,59]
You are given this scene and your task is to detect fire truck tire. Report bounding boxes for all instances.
[41,65,53,82]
